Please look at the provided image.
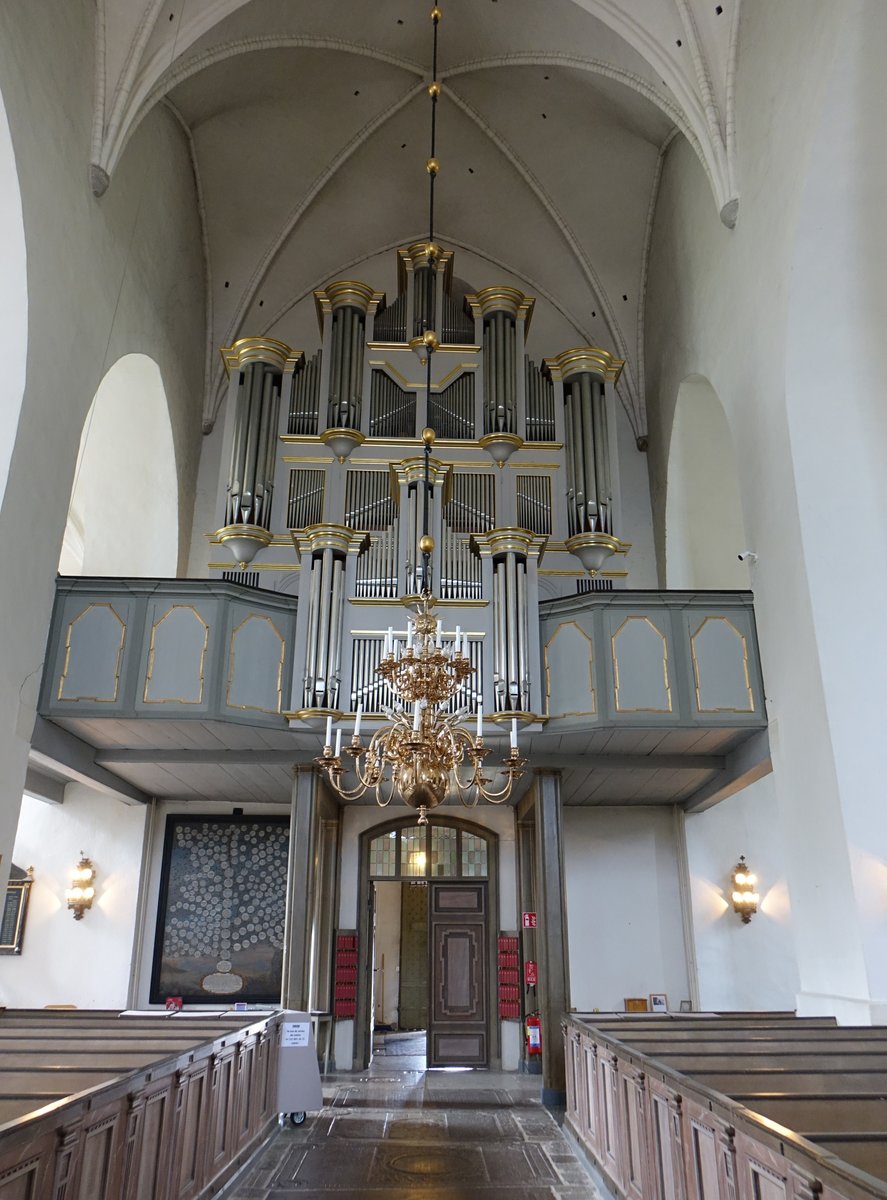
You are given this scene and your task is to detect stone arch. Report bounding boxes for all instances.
[0,83,28,511]
[664,374,749,589]
[59,354,179,576]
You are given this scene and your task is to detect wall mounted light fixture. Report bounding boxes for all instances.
[730,855,759,923]
[66,854,96,920]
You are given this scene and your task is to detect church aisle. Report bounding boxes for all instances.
[223,1064,600,1199]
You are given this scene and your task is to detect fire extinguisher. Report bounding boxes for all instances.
[525,1012,542,1056]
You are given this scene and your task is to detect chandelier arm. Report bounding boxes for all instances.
[317,763,371,802]
[474,759,525,803]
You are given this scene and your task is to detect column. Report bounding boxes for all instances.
[534,769,570,1107]
[282,765,320,1010]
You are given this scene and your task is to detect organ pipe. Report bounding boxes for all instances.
[225,362,281,529]
[565,373,613,536]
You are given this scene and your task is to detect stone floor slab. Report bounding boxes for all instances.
[220,1060,599,1199]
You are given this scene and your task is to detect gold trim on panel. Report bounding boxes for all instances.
[471,527,548,561]
[208,562,299,572]
[348,597,488,607]
[544,621,596,718]
[282,455,335,464]
[538,569,629,577]
[57,602,127,703]
[611,615,673,714]
[143,605,209,706]
[367,358,480,390]
[226,614,286,715]
[279,435,563,451]
[220,337,300,375]
[465,286,535,334]
[690,616,755,713]
[544,346,624,384]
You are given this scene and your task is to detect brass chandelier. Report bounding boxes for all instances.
[316,3,526,821]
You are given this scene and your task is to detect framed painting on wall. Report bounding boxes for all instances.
[149,815,290,1005]
[624,997,649,1013]
[0,865,34,955]
[649,992,668,1013]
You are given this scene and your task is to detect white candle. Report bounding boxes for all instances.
[510,718,518,750]
[335,728,342,757]
[406,622,414,651]
[354,702,363,738]
[413,701,422,732]
[454,625,462,654]
[436,619,443,648]
[386,626,394,655]
[476,704,483,738]
[325,715,332,747]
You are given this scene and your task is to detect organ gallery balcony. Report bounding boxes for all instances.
[36,577,768,810]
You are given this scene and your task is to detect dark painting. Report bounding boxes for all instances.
[150,815,289,1004]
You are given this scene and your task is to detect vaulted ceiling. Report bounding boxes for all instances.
[91,0,741,434]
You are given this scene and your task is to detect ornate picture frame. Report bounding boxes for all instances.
[149,815,289,1005]
[0,865,34,955]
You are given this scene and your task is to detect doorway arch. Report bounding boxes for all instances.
[664,374,750,590]
[355,814,500,1071]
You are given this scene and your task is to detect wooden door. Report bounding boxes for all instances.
[427,881,488,1067]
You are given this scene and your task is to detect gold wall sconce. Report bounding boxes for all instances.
[730,855,759,923]
[66,854,96,920]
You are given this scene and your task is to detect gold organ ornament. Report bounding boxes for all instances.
[66,855,96,920]
[730,855,760,923]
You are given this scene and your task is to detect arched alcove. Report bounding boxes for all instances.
[0,86,28,511]
[665,375,750,589]
[59,354,179,576]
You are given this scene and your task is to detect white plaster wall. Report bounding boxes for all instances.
[0,786,146,1008]
[62,354,179,577]
[0,87,27,512]
[0,0,205,896]
[373,880,402,1028]
[665,376,750,590]
[643,1,878,1019]
[563,807,689,1013]
[684,777,799,1012]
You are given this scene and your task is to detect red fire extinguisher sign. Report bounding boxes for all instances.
[525,959,538,987]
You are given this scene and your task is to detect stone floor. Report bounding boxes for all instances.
[222,1059,600,1199]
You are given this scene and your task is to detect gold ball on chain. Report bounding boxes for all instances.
[430,6,442,20]
[424,241,440,262]
[426,157,440,175]
[419,534,435,554]
[427,81,441,98]
[422,426,436,446]
[422,330,439,352]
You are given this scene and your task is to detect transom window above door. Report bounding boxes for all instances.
[369,823,489,880]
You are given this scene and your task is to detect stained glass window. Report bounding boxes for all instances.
[430,826,457,877]
[369,829,397,877]
[461,831,488,877]
[400,826,427,877]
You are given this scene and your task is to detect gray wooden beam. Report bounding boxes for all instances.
[23,767,66,806]
[681,729,771,812]
[92,747,725,772]
[281,766,320,1010]
[30,717,149,805]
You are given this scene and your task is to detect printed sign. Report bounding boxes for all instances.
[281,1021,311,1048]
[521,912,537,929]
[165,996,183,1012]
[525,960,538,987]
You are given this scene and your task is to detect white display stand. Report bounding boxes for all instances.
[275,1010,323,1123]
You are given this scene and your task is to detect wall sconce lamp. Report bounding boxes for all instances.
[731,855,759,923]
[66,854,96,920]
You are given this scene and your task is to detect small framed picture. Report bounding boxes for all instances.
[649,993,668,1014]
[624,997,649,1013]
[679,999,692,1013]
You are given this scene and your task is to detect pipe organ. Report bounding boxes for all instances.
[212,242,630,729]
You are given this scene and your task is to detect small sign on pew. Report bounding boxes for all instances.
[281,1021,311,1048]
